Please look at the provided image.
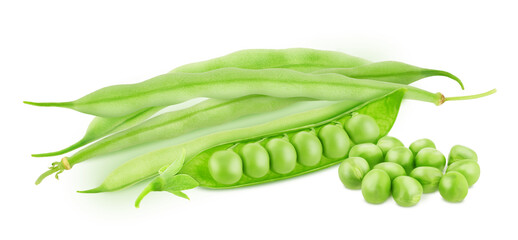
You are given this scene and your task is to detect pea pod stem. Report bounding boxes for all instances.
[444,89,496,102]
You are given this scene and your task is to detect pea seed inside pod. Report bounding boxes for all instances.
[376,136,404,155]
[348,143,384,168]
[338,157,370,190]
[373,162,406,181]
[345,113,380,144]
[392,176,423,207]
[410,166,443,193]
[448,145,478,166]
[415,148,446,171]
[265,138,297,174]
[439,171,469,203]
[385,146,414,174]
[291,131,323,166]
[361,169,391,204]
[409,138,436,156]
[239,143,270,178]
[208,150,243,185]
[446,160,480,186]
[318,124,350,159]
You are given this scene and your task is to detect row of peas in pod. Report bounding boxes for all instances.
[207,113,380,185]
[339,135,480,206]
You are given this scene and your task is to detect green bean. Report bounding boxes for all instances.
[80,89,405,195]
[348,143,384,168]
[392,176,423,207]
[446,160,480,186]
[448,145,477,166]
[24,68,494,118]
[376,136,404,155]
[338,157,370,190]
[410,167,443,193]
[361,169,391,204]
[409,138,436,156]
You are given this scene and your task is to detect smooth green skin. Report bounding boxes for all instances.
[439,171,469,203]
[446,160,480,186]
[376,136,404,156]
[361,169,391,204]
[448,145,478,166]
[338,157,371,190]
[348,143,384,168]
[410,167,443,193]
[24,67,449,118]
[318,124,351,159]
[239,143,270,178]
[291,131,323,166]
[266,138,297,174]
[345,114,380,144]
[81,89,405,193]
[392,176,423,207]
[415,148,446,171]
[385,146,415,174]
[409,138,436,156]
[373,162,406,181]
[208,150,243,185]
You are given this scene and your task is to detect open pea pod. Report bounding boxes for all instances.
[133,89,405,206]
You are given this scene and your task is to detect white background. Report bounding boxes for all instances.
[1,0,517,239]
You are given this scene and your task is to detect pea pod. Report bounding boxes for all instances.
[24,68,493,118]
[80,89,405,195]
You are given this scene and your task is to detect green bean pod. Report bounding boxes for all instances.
[25,68,492,118]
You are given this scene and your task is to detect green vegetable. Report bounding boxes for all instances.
[376,136,404,155]
[439,171,469,203]
[239,143,270,178]
[348,143,384,168]
[266,138,297,174]
[448,145,478,166]
[410,167,443,193]
[409,138,436,156]
[318,124,351,160]
[373,162,406,181]
[338,157,370,190]
[392,176,423,207]
[345,113,380,144]
[385,146,414,174]
[446,160,480,186]
[415,148,446,171]
[291,131,323,167]
[361,169,391,204]
[208,150,243,185]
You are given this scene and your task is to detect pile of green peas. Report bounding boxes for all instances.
[338,127,480,207]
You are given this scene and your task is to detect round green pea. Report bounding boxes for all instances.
[446,160,480,186]
[439,171,469,202]
[361,169,391,204]
[338,157,370,190]
[392,176,423,207]
[240,143,270,178]
[448,145,477,166]
[266,138,297,174]
[410,167,443,193]
[318,124,350,159]
[373,162,406,181]
[409,138,436,156]
[291,131,323,166]
[345,114,380,144]
[385,146,414,174]
[348,143,383,168]
[415,148,446,171]
[376,136,404,155]
[208,150,243,185]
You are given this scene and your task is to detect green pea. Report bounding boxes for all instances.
[345,114,380,144]
[376,136,404,155]
[318,124,350,159]
[338,157,370,189]
[208,150,243,184]
[409,138,436,156]
[240,143,270,178]
[266,138,297,174]
[415,148,446,171]
[439,171,469,203]
[291,131,323,166]
[373,162,406,181]
[392,176,423,207]
[348,143,383,168]
[446,160,480,186]
[410,167,443,193]
[361,169,391,204]
[448,145,477,166]
[385,146,414,174]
